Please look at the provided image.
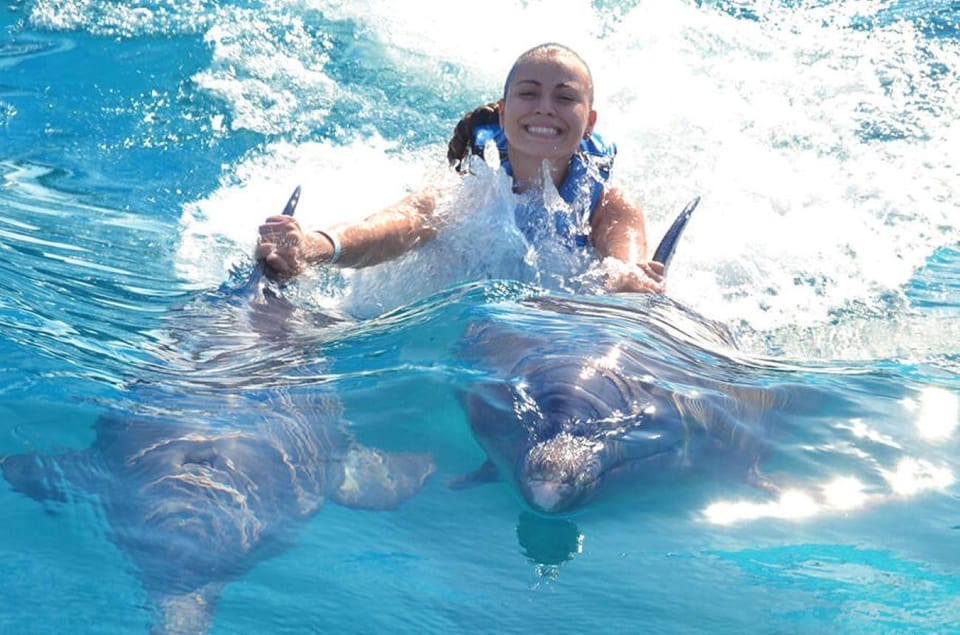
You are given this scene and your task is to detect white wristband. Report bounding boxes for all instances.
[316,230,341,264]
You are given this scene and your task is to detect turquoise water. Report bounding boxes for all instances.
[2,1,960,633]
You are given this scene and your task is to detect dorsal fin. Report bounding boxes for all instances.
[652,196,700,275]
[242,185,301,291]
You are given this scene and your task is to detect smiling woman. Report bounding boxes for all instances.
[255,42,667,294]
[497,44,597,184]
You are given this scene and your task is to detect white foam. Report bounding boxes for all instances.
[175,136,437,287]
[192,6,336,136]
[28,0,213,36]
[34,0,960,358]
[592,1,960,340]
[315,0,604,88]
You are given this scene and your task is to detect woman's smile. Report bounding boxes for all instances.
[524,124,563,138]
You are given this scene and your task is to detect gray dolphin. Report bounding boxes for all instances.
[453,198,784,513]
[1,188,434,633]
[3,390,433,632]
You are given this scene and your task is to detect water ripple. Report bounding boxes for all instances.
[0,161,187,386]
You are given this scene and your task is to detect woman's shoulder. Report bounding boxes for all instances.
[596,185,643,218]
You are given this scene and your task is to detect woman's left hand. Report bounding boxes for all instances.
[602,258,666,294]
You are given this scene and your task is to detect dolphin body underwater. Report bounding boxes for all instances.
[1,188,434,633]
[454,198,794,514]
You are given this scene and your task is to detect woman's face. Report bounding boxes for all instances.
[499,54,597,166]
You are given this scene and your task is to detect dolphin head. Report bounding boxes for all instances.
[461,320,693,514]
[518,432,603,513]
[516,398,685,514]
[510,351,685,514]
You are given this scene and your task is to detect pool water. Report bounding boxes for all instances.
[2,1,959,633]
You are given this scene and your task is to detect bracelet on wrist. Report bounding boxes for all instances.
[316,230,342,264]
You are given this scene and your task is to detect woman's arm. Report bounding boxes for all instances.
[590,186,665,293]
[256,189,438,278]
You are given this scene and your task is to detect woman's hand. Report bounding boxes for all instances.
[256,215,332,280]
[600,258,666,294]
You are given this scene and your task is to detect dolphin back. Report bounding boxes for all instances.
[240,185,301,293]
[196,185,306,342]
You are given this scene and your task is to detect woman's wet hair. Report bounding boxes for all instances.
[446,102,499,173]
[446,43,593,173]
[502,43,594,103]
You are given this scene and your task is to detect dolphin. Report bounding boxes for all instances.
[453,197,785,513]
[1,187,434,633]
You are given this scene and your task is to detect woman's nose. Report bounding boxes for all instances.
[534,95,555,115]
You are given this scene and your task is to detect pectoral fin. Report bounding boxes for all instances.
[448,459,499,490]
[1,452,70,503]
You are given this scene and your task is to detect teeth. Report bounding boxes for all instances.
[526,126,560,137]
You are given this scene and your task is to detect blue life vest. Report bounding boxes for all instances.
[471,123,616,249]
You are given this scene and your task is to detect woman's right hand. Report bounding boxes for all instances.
[256,215,331,279]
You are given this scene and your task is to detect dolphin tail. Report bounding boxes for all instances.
[151,583,224,635]
[652,196,700,275]
[332,446,435,510]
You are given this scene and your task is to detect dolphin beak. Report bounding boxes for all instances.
[522,479,578,514]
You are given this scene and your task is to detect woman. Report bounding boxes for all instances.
[256,43,664,293]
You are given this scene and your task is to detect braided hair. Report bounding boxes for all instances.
[447,102,500,173]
